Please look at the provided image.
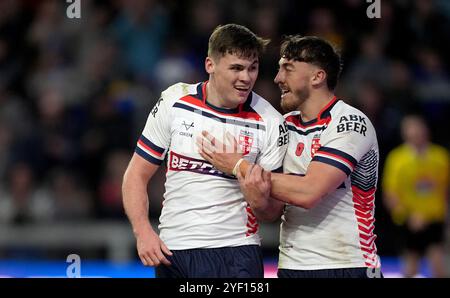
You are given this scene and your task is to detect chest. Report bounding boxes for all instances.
[169,111,266,163]
[283,128,326,173]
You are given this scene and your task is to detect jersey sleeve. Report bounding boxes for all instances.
[257,115,289,172]
[312,113,376,176]
[135,91,172,165]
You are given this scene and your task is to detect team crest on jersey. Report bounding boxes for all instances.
[311,134,321,157]
[239,130,254,155]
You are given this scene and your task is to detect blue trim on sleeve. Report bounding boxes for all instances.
[139,135,165,154]
[135,147,163,165]
[317,146,357,167]
[312,156,352,176]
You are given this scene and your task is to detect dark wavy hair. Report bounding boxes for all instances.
[280,35,342,90]
[208,24,270,60]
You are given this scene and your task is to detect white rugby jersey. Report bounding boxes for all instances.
[279,96,381,270]
[136,82,288,249]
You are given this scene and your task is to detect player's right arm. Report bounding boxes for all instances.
[122,154,172,266]
[122,85,179,266]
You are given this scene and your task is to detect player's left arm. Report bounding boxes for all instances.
[268,161,347,209]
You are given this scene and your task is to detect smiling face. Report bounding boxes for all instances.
[274,57,318,112]
[206,52,259,107]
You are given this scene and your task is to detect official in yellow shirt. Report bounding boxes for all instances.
[383,115,449,277]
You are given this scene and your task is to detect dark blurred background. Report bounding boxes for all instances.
[0,0,449,277]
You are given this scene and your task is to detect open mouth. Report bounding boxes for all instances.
[235,86,250,93]
[280,87,291,97]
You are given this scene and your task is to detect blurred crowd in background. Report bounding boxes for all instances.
[0,0,449,257]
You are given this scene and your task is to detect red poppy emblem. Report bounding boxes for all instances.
[296,142,304,156]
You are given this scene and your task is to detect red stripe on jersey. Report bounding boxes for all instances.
[317,96,337,118]
[245,206,259,237]
[360,233,376,243]
[352,185,379,266]
[361,245,376,254]
[359,224,375,235]
[353,187,376,197]
[138,139,163,157]
[179,96,263,121]
[284,96,336,128]
[357,217,375,227]
[285,114,331,129]
[316,151,354,170]
[355,209,372,218]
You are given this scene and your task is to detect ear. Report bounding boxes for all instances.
[311,69,327,87]
[205,57,215,75]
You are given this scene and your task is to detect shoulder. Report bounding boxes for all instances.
[387,145,408,159]
[385,145,415,169]
[283,110,301,120]
[161,82,199,102]
[327,100,377,137]
[249,92,284,122]
[430,144,450,160]
[330,100,372,124]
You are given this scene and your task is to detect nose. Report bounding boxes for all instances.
[274,70,282,84]
[239,70,251,83]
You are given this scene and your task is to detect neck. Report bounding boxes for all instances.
[408,141,429,154]
[299,88,335,122]
[206,80,238,109]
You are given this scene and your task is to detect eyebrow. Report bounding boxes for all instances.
[230,61,259,68]
[279,61,295,69]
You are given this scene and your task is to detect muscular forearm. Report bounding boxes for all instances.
[122,173,153,236]
[240,160,347,209]
[238,160,316,209]
[270,173,318,209]
[249,198,284,222]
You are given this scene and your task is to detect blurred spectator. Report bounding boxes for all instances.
[386,60,420,113]
[414,47,450,104]
[0,0,29,91]
[0,162,53,224]
[353,81,403,162]
[110,0,169,83]
[0,89,34,177]
[383,115,449,277]
[408,0,450,66]
[153,39,198,90]
[97,150,130,218]
[413,47,450,146]
[342,34,391,96]
[49,168,93,221]
[307,7,344,50]
[182,0,223,75]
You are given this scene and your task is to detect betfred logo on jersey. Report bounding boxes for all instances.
[239,130,254,155]
[311,135,321,157]
[169,151,235,179]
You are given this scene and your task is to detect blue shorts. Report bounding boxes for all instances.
[278,267,383,278]
[155,245,264,278]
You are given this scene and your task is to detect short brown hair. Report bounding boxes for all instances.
[280,35,342,90]
[208,24,270,60]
